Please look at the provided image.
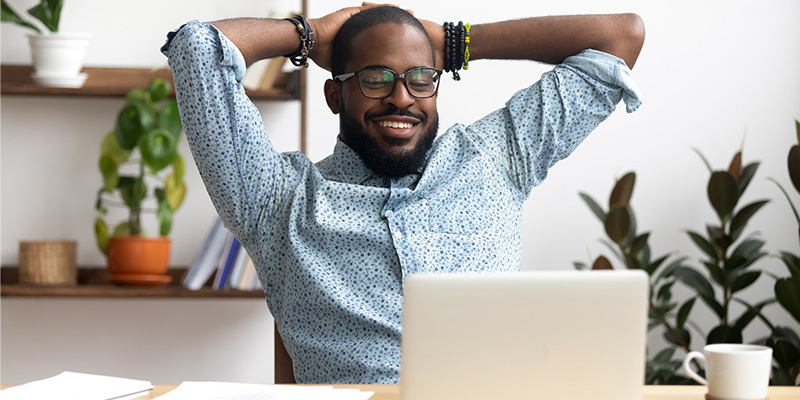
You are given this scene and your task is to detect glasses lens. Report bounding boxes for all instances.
[405,68,438,98]
[359,69,395,98]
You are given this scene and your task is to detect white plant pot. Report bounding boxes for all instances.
[28,32,91,87]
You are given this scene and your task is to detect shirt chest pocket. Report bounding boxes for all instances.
[426,178,489,234]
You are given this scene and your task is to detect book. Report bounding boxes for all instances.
[228,246,250,290]
[183,217,230,290]
[212,235,240,290]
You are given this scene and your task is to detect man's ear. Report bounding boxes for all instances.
[324,79,341,114]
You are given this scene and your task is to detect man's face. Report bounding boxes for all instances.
[327,23,439,178]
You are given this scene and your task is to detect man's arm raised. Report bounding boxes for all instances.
[424,13,645,69]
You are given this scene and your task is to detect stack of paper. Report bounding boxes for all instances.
[154,381,374,400]
[0,371,153,400]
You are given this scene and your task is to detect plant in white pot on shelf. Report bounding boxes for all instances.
[94,78,187,286]
[1,0,91,87]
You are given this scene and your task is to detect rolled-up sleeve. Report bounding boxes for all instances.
[161,21,305,239]
[467,49,642,197]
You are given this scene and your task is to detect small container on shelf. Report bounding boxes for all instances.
[18,240,77,286]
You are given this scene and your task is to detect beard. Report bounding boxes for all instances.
[339,104,439,178]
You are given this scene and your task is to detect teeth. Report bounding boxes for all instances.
[377,121,413,129]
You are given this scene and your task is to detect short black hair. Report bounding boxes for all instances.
[330,6,435,77]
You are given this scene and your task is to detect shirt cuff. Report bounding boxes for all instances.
[161,20,248,83]
[563,49,642,113]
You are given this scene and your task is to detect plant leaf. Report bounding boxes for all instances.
[728,151,743,180]
[609,172,636,208]
[775,276,800,324]
[767,337,800,369]
[737,162,759,196]
[98,154,119,192]
[116,103,154,150]
[769,178,800,224]
[663,328,690,348]
[692,147,713,174]
[707,324,743,344]
[796,119,800,144]
[704,261,725,286]
[674,266,715,300]
[686,230,718,261]
[729,200,769,241]
[171,153,186,183]
[158,100,182,140]
[165,175,186,211]
[733,298,776,332]
[605,205,631,245]
[579,192,606,223]
[139,128,177,173]
[112,221,132,237]
[94,217,109,254]
[730,238,766,261]
[100,130,131,165]
[148,78,171,103]
[708,171,739,221]
[573,261,588,271]
[592,255,613,270]
[1,0,41,33]
[789,145,800,194]
[27,0,61,32]
[118,176,147,210]
[155,188,172,236]
[777,251,800,277]
[630,232,650,257]
[655,256,687,283]
[677,297,696,329]
[731,270,761,293]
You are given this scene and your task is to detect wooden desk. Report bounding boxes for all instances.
[143,384,800,399]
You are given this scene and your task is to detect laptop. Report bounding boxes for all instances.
[400,270,649,400]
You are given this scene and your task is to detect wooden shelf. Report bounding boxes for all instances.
[0,65,300,100]
[0,266,265,298]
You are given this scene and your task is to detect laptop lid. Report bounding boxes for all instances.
[400,270,648,400]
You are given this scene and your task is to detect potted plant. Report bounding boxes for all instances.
[1,0,91,87]
[94,78,186,285]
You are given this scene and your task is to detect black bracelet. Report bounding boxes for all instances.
[283,15,315,68]
[443,21,463,80]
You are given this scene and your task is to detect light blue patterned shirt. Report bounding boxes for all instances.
[162,20,641,384]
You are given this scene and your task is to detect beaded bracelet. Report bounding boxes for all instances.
[283,15,315,68]
[463,23,471,70]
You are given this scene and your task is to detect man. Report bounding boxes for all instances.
[162,3,644,384]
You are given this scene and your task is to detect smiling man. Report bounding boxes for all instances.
[162,3,644,384]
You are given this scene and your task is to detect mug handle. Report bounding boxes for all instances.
[683,351,708,385]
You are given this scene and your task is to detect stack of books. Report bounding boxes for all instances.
[182,217,262,291]
[241,57,290,92]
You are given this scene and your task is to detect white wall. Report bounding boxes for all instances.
[2,0,800,385]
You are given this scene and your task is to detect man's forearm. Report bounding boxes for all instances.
[463,14,644,69]
[210,18,300,66]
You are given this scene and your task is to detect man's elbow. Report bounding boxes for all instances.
[618,13,645,69]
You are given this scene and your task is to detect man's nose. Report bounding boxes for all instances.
[382,79,415,109]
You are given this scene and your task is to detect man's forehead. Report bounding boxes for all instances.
[345,22,435,71]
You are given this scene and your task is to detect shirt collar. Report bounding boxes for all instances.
[332,139,379,185]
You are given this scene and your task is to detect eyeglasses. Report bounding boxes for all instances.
[334,66,443,99]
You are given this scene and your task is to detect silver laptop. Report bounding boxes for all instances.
[400,270,649,400]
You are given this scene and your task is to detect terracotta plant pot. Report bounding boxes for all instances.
[107,236,171,276]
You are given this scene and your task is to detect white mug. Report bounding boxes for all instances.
[683,344,772,400]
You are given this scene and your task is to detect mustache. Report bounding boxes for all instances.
[365,106,426,123]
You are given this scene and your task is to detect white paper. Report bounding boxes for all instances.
[0,371,153,400]
[153,381,373,400]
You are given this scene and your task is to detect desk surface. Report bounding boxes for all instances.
[144,384,799,399]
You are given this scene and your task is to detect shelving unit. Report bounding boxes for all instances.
[0,266,264,298]
[0,65,300,100]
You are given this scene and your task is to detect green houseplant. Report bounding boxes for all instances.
[575,172,694,384]
[1,0,90,87]
[765,119,800,385]
[94,78,186,282]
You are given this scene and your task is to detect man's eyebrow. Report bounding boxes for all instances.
[360,65,433,71]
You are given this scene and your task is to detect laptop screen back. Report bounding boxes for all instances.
[400,270,648,400]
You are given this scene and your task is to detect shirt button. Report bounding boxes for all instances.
[394,231,403,240]
[385,210,394,217]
